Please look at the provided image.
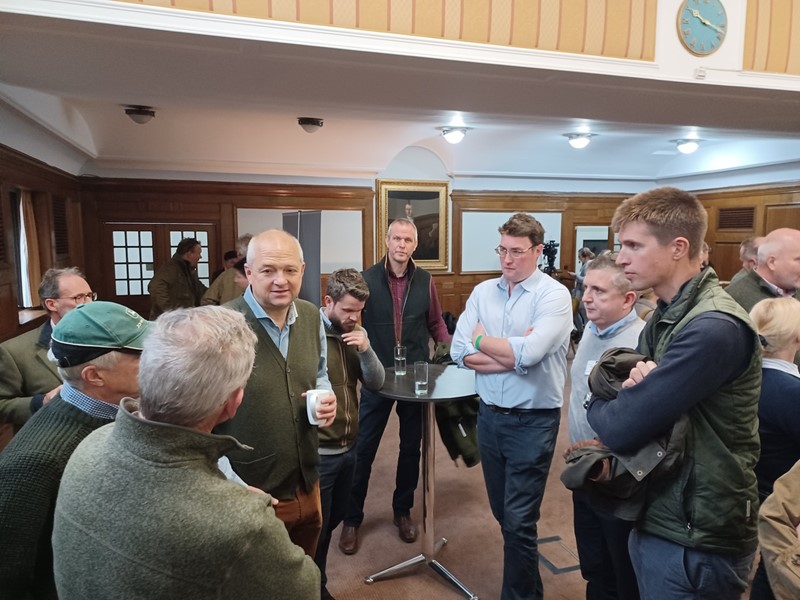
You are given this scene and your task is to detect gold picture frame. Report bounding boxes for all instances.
[376,179,449,271]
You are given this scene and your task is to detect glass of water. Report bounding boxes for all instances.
[414,361,428,396]
[394,345,407,376]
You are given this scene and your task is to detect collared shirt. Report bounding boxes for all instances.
[754,269,795,297]
[243,286,332,390]
[568,309,645,444]
[763,357,800,378]
[450,268,573,409]
[60,382,119,420]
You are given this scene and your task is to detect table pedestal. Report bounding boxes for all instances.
[364,401,478,599]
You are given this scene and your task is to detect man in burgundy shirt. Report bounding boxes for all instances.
[338,218,450,555]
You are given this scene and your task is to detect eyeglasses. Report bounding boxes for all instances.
[59,292,98,303]
[495,246,534,258]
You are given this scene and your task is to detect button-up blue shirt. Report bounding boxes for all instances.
[60,382,119,420]
[451,268,572,409]
[243,286,332,391]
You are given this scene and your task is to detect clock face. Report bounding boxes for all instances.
[678,0,727,56]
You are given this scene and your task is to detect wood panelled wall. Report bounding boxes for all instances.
[3,145,800,341]
[0,145,82,341]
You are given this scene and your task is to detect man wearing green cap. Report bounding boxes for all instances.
[0,301,150,600]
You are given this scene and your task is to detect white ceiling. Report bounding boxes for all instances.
[2,4,800,189]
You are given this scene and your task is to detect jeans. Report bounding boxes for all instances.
[344,387,422,526]
[314,448,357,592]
[572,491,639,600]
[478,402,560,600]
[628,529,755,600]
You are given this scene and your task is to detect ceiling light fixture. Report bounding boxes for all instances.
[298,117,324,133]
[563,133,595,149]
[673,139,702,154]
[438,127,469,144]
[124,105,155,125]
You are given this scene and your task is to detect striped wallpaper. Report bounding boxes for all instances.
[113,0,800,74]
[114,0,657,60]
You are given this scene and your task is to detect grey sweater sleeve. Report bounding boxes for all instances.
[358,330,386,391]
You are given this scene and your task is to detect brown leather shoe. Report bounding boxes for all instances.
[393,515,418,543]
[338,525,359,555]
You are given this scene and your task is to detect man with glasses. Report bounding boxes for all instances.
[451,213,573,600]
[0,267,95,434]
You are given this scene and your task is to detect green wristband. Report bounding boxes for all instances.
[475,334,483,350]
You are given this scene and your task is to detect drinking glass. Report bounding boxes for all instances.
[394,345,407,376]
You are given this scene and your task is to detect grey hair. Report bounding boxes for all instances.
[246,229,304,263]
[585,253,632,294]
[388,218,418,242]
[39,267,85,303]
[236,234,253,257]
[57,351,123,388]
[138,307,257,427]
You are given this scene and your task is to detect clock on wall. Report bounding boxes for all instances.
[677,0,727,56]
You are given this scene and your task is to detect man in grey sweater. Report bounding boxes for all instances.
[565,254,645,600]
[53,306,320,599]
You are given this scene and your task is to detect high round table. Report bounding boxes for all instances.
[364,363,479,600]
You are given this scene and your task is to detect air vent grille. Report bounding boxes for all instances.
[718,207,755,230]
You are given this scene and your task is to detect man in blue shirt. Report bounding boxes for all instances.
[0,301,150,599]
[451,213,573,600]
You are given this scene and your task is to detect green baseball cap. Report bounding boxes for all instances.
[51,301,151,368]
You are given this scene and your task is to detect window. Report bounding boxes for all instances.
[112,230,155,296]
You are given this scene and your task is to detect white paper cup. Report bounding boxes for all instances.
[306,389,328,426]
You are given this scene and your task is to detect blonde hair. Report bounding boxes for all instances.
[749,297,800,356]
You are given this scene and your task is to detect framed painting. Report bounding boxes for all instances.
[376,179,449,271]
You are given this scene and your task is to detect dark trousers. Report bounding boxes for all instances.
[315,447,357,593]
[478,402,560,600]
[749,553,776,600]
[572,491,640,600]
[628,529,755,600]
[344,388,422,526]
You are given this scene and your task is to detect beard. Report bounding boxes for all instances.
[329,314,356,334]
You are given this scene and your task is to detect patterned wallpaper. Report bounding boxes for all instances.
[113,0,657,61]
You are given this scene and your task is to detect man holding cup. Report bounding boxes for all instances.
[216,229,336,557]
[339,218,450,553]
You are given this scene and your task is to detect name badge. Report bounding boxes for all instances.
[584,359,597,376]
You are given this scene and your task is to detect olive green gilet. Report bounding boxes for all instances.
[216,297,321,500]
[638,269,761,555]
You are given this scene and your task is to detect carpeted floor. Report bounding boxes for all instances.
[325,378,584,600]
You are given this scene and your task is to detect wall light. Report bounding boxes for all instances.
[563,133,595,149]
[298,117,324,133]
[440,127,468,144]
[124,105,155,125]
[673,139,702,154]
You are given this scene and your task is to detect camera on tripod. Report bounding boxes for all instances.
[541,240,560,275]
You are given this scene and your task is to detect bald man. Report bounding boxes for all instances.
[725,228,800,312]
[214,229,337,558]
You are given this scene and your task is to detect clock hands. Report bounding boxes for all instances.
[690,8,725,36]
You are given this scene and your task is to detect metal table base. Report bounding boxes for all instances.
[363,401,478,599]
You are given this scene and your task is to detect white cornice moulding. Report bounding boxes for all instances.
[4,0,800,92]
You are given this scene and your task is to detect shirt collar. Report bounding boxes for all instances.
[60,382,119,420]
[498,268,543,292]
[588,308,640,339]
[755,271,795,297]
[243,285,298,328]
[762,357,800,378]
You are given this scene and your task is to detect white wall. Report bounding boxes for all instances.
[462,212,563,272]
[236,208,363,272]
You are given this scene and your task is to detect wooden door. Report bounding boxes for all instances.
[100,223,216,317]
